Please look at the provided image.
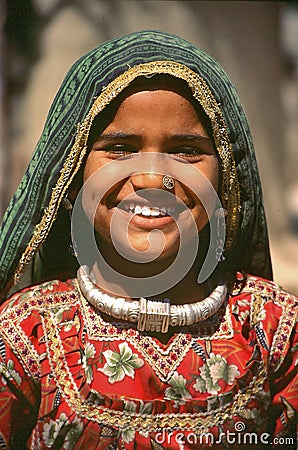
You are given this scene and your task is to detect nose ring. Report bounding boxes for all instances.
[163,175,175,190]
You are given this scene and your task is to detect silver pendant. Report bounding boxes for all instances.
[138,297,170,333]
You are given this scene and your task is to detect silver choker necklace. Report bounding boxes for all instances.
[77,265,227,334]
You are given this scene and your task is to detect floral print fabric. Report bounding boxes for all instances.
[193,353,240,395]
[99,342,144,384]
[0,276,296,449]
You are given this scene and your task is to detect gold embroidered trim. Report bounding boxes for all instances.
[13,61,240,285]
[42,300,268,433]
[250,294,266,327]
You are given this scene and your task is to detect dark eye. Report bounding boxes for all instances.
[172,147,204,161]
[105,144,136,159]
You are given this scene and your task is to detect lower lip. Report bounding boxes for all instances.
[115,208,175,229]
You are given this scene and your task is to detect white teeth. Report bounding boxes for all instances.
[150,208,160,217]
[120,204,175,217]
[141,206,151,216]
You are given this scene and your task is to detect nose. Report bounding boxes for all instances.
[131,172,165,190]
[130,153,168,190]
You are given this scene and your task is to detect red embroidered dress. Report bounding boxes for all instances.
[0,275,296,449]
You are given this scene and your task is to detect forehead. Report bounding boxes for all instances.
[89,75,209,141]
[106,89,198,120]
[101,89,209,141]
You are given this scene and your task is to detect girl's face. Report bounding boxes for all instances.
[83,88,219,261]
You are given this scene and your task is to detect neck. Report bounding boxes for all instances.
[91,236,214,305]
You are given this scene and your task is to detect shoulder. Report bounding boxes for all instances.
[0,278,83,378]
[231,275,297,371]
[236,275,297,325]
[232,274,297,327]
[0,278,82,329]
[239,274,296,300]
[231,274,297,313]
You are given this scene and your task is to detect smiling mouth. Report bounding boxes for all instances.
[118,203,176,218]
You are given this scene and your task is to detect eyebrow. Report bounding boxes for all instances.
[95,132,212,143]
[170,134,212,143]
[95,132,140,141]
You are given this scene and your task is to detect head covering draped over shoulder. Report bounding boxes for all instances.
[0,30,272,300]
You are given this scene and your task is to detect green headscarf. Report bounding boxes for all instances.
[0,30,272,300]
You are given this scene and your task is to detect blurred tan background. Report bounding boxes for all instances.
[1,0,297,293]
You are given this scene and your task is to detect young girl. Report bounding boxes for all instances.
[0,31,296,449]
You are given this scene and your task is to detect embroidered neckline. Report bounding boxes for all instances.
[77,280,233,382]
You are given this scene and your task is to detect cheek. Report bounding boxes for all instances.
[206,157,219,191]
[193,158,219,200]
[82,153,114,213]
[94,206,110,240]
[83,153,104,182]
[83,192,111,243]
[192,159,219,227]
[82,155,104,224]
